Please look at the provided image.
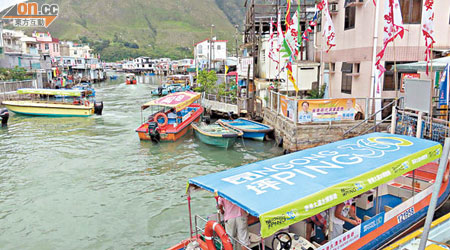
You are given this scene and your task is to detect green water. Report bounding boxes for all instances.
[0,75,282,250]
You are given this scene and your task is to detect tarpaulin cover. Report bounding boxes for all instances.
[396,56,450,72]
[17,88,83,97]
[141,91,200,111]
[189,133,441,238]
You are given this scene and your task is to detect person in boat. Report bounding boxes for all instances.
[298,101,313,123]
[330,199,361,239]
[218,197,250,250]
[168,108,177,119]
[306,211,328,244]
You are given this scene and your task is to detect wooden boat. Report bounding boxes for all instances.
[135,91,204,142]
[125,73,137,85]
[1,88,103,117]
[169,133,450,250]
[384,212,450,250]
[218,118,273,141]
[192,122,243,149]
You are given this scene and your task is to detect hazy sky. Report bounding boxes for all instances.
[0,0,25,13]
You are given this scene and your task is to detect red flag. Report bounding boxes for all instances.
[421,0,435,75]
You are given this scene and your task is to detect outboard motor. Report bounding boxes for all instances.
[202,115,211,125]
[148,122,160,142]
[94,101,104,115]
[0,108,9,127]
[158,86,163,96]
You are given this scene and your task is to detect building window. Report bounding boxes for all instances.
[74,50,77,55]
[45,43,49,50]
[341,62,353,94]
[354,63,360,73]
[344,6,356,30]
[399,0,422,24]
[383,61,417,91]
[198,45,202,54]
[217,45,221,50]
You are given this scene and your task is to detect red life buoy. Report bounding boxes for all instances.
[204,220,233,250]
[154,113,168,127]
[85,100,90,107]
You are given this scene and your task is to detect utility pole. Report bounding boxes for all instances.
[209,24,214,71]
[235,24,239,58]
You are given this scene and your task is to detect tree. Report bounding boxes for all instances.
[196,70,217,94]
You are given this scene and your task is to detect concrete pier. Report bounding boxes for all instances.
[263,107,375,152]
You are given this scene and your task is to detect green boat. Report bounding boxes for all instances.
[192,122,243,149]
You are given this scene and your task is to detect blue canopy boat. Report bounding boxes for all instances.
[169,133,450,250]
[218,118,273,141]
[192,122,243,149]
[109,75,118,80]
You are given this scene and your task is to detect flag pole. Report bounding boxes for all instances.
[429,45,434,138]
[370,0,381,117]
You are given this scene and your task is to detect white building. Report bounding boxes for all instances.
[194,38,228,70]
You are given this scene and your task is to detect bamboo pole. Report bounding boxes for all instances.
[429,46,434,138]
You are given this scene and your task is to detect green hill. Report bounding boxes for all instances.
[3,0,246,61]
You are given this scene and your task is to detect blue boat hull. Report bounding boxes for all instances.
[242,131,265,141]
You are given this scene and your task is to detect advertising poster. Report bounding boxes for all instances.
[280,96,297,122]
[297,99,357,123]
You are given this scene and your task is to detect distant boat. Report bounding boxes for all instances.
[109,75,118,80]
[192,122,243,149]
[125,73,137,85]
[218,118,273,141]
[2,88,103,117]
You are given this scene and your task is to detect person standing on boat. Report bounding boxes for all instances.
[330,199,361,239]
[218,197,250,250]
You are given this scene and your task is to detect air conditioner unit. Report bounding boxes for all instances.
[330,3,338,12]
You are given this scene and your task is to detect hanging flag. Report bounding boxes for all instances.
[268,17,279,64]
[439,64,450,105]
[374,0,405,93]
[421,0,435,75]
[286,60,299,93]
[321,0,336,52]
[280,11,300,60]
[285,0,292,29]
[276,10,285,53]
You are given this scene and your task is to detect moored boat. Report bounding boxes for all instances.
[0,108,9,127]
[125,73,137,85]
[192,122,243,149]
[109,75,118,80]
[136,91,204,142]
[218,118,273,141]
[169,133,450,250]
[1,88,103,117]
[384,212,450,250]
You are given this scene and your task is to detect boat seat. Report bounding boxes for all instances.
[384,205,393,212]
[363,215,371,222]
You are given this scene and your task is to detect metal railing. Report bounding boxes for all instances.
[343,97,403,137]
[268,90,398,126]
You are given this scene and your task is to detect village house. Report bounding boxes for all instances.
[193,38,228,70]
[316,0,450,102]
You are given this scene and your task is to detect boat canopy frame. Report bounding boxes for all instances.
[17,88,85,97]
[187,133,443,238]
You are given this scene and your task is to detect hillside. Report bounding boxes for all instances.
[3,0,247,61]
